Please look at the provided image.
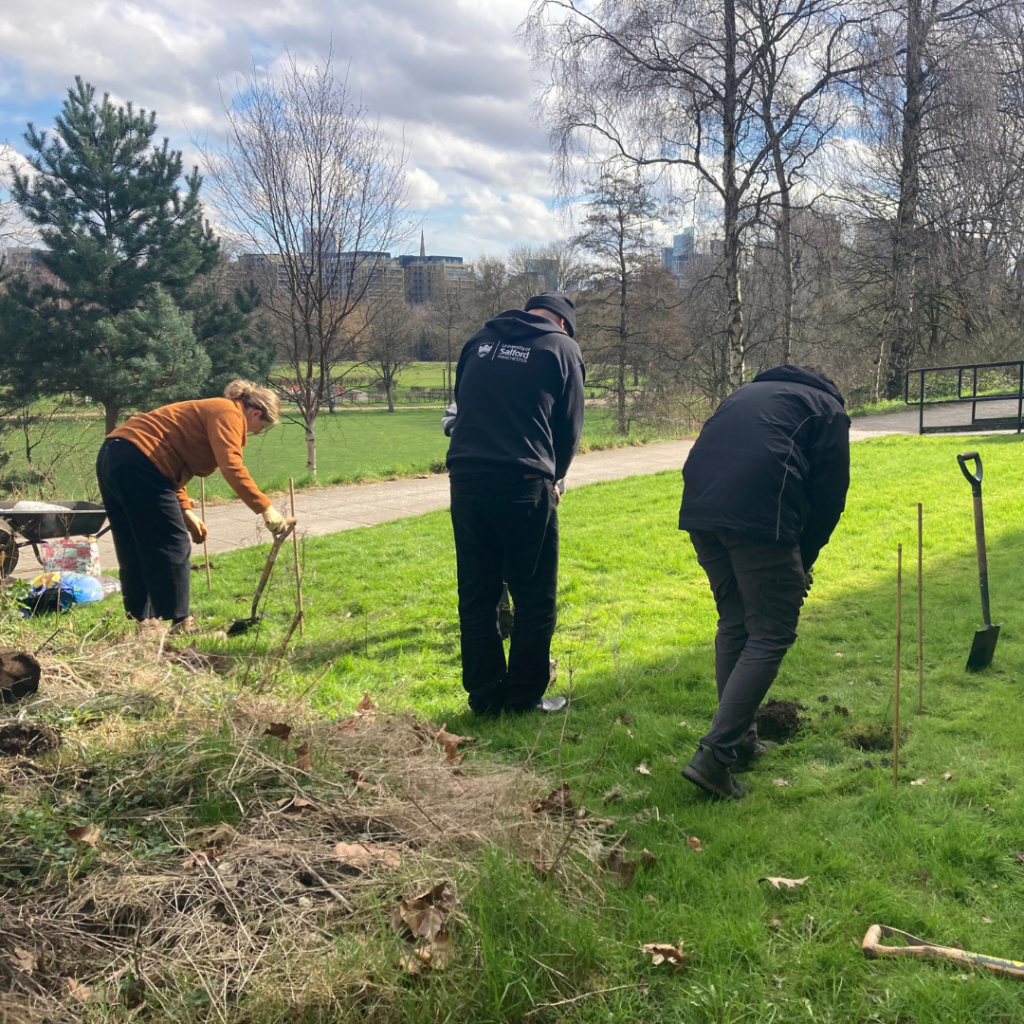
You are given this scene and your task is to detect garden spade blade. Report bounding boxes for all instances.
[957,452,1000,671]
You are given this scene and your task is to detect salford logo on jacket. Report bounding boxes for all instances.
[446,309,586,481]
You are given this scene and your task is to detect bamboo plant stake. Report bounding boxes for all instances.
[289,478,304,636]
[894,543,902,791]
[201,478,211,592]
[917,503,924,713]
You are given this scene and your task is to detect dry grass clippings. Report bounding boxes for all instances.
[0,625,613,1022]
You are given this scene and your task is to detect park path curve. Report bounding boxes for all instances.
[62,409,911,573]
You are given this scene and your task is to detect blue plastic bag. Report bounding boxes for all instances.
[21,572,106,616]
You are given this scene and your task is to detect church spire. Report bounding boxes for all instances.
[419,230,426,258]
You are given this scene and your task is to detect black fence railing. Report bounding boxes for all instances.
[904,361,1024,435]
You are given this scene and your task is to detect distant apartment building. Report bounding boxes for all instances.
[239,231,473,306]
[398,233,474,304]
[662,227,695,279]
[240,247,404,301]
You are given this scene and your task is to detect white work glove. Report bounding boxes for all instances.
[442,401,457,437]
[262,505,289,538]
[182,509,208,544]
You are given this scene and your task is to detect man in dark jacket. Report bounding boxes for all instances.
[446,293,586,715]
[679,365,850,799]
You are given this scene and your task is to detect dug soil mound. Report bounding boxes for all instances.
[0,648,41,703]
[755,699,806,741]
[0,721,60,756]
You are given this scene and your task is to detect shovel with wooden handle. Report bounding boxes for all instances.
[957,452,1000,671]
[863,924,1024,980]
[227,519,296,636]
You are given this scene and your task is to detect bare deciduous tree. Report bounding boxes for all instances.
[202,52,410,472]
[526,0,866,394]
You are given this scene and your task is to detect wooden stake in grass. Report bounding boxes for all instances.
[200,478,211,592]
[289,477,304,636]
[894,543,902,791]
[917,503,923,714]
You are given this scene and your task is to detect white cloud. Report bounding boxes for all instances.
[0,0,560,256]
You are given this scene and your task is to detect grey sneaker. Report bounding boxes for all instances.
[682,747,749,801]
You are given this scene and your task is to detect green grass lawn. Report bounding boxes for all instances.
[7,433,1024,1022]
[0,406,686,503]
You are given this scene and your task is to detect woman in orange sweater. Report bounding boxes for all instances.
[96,380,289,630]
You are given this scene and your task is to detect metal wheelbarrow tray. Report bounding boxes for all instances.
[0,501,109,579]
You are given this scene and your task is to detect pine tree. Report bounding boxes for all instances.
[3,77,220,430]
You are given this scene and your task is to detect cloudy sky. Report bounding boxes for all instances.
[0,0,578,260]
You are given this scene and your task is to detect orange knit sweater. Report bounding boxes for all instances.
[107,398,271,513]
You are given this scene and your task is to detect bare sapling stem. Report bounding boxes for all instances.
[894,543,902,790]
[917,503,923,713]
[201,478,211,592]
[289,478,304,636]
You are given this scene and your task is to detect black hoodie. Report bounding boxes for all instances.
[446,309,586,481]
[679,366,851,569]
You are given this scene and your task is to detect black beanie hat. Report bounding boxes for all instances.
[524,292,576,338]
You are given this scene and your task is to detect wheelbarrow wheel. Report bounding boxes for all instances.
[0,530,19,580]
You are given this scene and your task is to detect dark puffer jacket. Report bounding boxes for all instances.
[679,365,851,569]
[446,309,585,481]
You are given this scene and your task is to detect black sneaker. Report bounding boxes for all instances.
[682,747,748,801]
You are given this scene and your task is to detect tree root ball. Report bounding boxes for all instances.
[0,721,60,756]
[755,699,806,741]
[0,649,41,704]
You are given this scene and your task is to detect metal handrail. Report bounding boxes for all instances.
[904,360,1024,435]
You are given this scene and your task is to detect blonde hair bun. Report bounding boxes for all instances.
[224,379,281,427]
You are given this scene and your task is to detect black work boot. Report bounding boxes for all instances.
[733,739,775,773]
[682,746,748,801]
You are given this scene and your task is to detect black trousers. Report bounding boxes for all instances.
[96,438,192,622]
[689,530,806,765]
[450,473,559,714]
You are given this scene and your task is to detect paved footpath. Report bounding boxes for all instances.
[11,409,919,576]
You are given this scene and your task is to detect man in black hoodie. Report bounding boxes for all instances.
[445,293,585,715]
[678,365,850,800]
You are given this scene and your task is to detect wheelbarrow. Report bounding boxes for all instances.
[0,501,109,579]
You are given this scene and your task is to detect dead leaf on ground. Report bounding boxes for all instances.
[357,691,377,714]
[943,772,953,781]
[263,722,292,740]
[275,796,314,813]
[294,740,312,773]
[636,762,652,776]
[345,768,368,784]
[772,778,791,787]
[760,876,809,890]
[12,947,36,974]
[531,783,573,814]
[66,978,92,1002]
[436,724,476,763]
[333,842,401,871]
[686,836,703,853]
[181,848,219,870]
[910,778,926,786]
[391,882,458,943]
[65,824,100,846]
[642,941,687,972]
[604,847,657,887]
